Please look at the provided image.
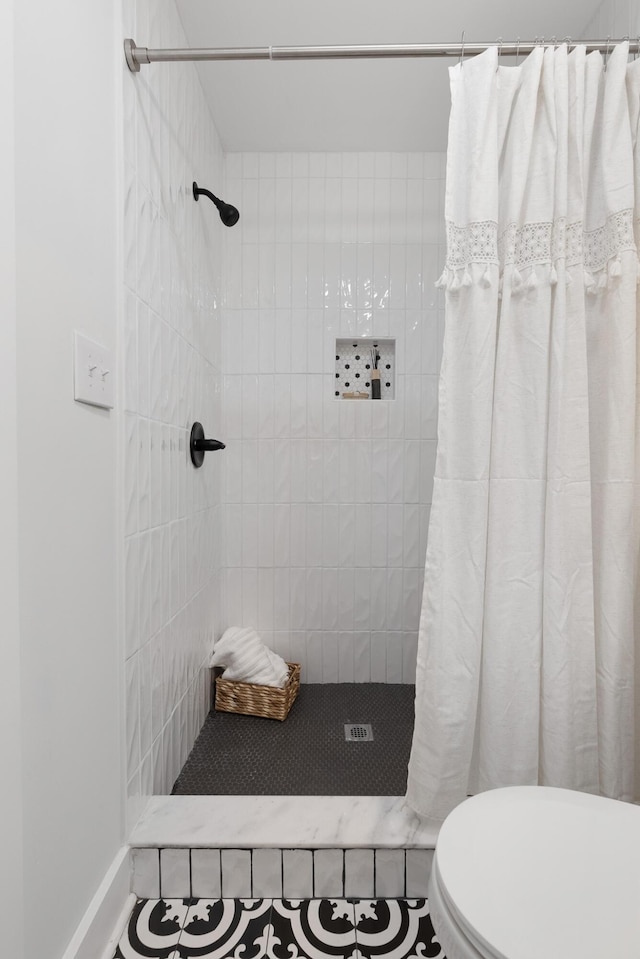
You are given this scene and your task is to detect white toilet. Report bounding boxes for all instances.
[428,786,640,959]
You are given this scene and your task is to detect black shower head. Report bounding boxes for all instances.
[192,181,240,227]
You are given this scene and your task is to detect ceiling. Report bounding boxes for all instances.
[173,0,601,152]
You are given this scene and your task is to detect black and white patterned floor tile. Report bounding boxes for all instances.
[179,899,272,958]
[112,899,446,959]
[268,899,358,959]
[354,899,446,959]
[113,898,190,958]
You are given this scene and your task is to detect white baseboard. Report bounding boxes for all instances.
[60,846,133,959]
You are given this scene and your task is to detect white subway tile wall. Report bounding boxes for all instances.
[122,0,224,823]
[222,152,446,681]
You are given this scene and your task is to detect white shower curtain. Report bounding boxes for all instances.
[407,42,640,822]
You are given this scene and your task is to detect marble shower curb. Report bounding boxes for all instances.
[128,796,439,899]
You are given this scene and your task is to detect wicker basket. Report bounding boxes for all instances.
[214,662,301,721]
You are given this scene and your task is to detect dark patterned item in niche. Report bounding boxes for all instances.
[112,898,446,959]
[335,338,395,399]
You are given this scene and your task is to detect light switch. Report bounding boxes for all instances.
[74,332,114,409]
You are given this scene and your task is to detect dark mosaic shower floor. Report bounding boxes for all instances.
[172,684,415,795]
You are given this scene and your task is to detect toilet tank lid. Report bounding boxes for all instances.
[436,786,640,959]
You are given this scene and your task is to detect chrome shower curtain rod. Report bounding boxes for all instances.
[124,37,640,72]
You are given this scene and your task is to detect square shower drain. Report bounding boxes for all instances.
[344,723,374,742]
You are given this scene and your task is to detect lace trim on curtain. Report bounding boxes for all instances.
[436,209,639,293]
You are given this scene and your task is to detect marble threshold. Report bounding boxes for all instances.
[130,795,440,850]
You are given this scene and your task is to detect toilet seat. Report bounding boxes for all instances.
[428,786,640,959]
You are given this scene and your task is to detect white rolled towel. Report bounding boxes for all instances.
[210,627,289,688]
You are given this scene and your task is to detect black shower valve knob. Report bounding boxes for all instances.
[190,422,226,468]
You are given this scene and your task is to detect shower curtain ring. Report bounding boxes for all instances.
[459,30,466,67]
[562,36,572,52]
[515,36,520,65]
[496,36,503,71]
[605,36,611,70]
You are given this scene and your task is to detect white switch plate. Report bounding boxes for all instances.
[74,332,114,409]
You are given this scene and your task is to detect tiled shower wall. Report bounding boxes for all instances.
[221,152,445,683]
[121,0,225,820]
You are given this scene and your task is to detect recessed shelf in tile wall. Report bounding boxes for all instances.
[335,339,396,400]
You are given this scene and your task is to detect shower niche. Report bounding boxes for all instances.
[334,338,396,400]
